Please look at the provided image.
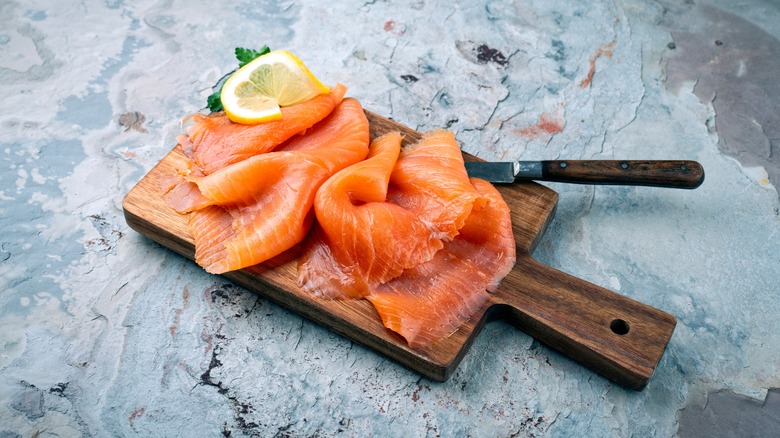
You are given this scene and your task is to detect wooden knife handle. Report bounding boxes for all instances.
[540,160,704,188]
[490,258,677,390]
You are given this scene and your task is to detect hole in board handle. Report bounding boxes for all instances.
[610,319,630,335]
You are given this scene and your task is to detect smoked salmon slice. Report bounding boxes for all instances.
[170,97,369,274]
[163,156,211,214]
[367,178,516,348]
[298,127,514,348]
[298,132,444,299]
[185,84,347,174]
[298,127,497,303]
[387,130,487,240]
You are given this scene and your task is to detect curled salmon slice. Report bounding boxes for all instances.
[187,84,347,174]
[367,178,516,349]
[388,130,487,240]
[164,154,210,214]
[177,98,369,274]
[298,132,444,299]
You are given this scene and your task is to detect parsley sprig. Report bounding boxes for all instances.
[207,45,271,112]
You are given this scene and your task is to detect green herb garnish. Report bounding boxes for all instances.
[236,46,270,67]
[207,45,272,112]
[206,89,224,113]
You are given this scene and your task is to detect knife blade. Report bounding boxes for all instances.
[464,160,705,189]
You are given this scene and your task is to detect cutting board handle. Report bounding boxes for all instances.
[490,257,676,390]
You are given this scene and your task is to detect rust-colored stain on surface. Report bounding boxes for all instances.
[119,150,137,159]
[128,407,145,426]
[581,40,617,88]
[514,112,564,139]
[169,285,190,337]
[383,19,406,36]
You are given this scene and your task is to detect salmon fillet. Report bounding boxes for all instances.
[298,128,514,348]
[298,132,445,299]
[367,178,516,348]
[185,84,347,174]
[170,97,369,274]
[387,130,487,240]
[166,88,516,348]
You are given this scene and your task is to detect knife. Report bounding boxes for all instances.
[464,160,705,189]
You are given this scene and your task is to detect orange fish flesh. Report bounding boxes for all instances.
[169,97,369,274]
[367,178,516,348]
[387,129,487,240]
[184,84,347,174]
[298,132,448,299]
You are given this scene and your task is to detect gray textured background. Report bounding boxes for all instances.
[1,0,779,436]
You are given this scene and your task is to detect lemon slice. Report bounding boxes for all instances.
[220,50,331,124]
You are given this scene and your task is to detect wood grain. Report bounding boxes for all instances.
[122,110,676,390]
[540,160,705,188]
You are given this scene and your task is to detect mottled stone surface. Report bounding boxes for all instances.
[1,0,778,436]
[678,388,780,438]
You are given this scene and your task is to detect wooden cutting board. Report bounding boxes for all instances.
[122,111,676,390]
